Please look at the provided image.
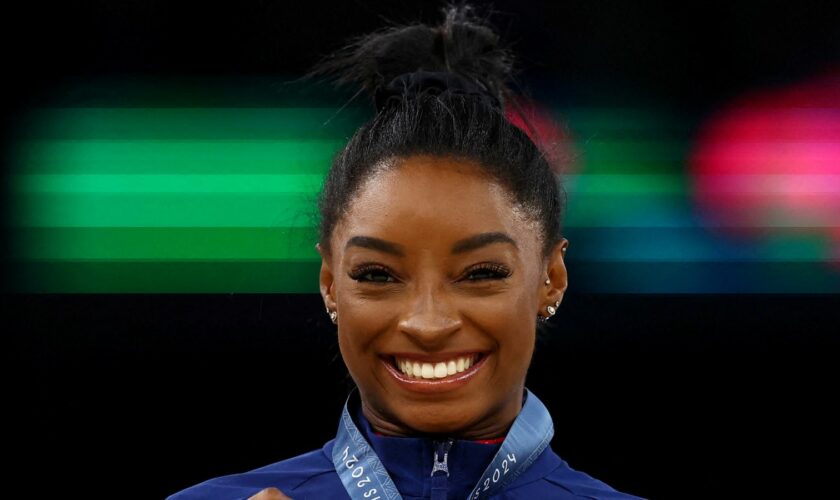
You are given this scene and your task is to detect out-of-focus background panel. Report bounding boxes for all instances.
[3,1,839,499]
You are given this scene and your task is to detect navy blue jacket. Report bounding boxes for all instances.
[168,392,644,500]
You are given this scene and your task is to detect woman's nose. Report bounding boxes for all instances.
[397,288,461,343]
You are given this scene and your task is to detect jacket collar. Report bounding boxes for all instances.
[348,390,505,499]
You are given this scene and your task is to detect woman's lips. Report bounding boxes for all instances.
[381,352,488,393]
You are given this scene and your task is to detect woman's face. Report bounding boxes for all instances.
[317,155,568,439]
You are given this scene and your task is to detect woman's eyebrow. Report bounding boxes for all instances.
[345,232,517,256]
[345,236,406,256]
[451,231,518,254]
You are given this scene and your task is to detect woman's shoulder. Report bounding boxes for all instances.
[166,439,345,500]
[502,445,646,499]
[164,439,646,500]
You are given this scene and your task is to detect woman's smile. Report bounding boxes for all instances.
[318,153,568,438]
[379,350,492,393]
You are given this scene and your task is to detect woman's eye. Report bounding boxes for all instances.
[465,265,511,281]
[349,266,395,283]
[349,264,511,284]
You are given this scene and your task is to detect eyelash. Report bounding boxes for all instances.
[348,263,512,284]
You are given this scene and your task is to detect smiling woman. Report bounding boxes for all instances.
[325,155,559,443]
[167,2,643,499]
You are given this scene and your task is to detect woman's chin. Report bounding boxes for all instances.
[392,405,482,436]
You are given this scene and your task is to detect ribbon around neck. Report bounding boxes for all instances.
[331,387,554,500]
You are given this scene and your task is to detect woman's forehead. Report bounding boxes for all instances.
[351,156,512,215]
[335,156,540,255]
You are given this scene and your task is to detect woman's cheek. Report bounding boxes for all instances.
[342,291,387,330]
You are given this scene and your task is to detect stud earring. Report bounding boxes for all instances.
[327,308,337,324]
[544,278,550,285]
[537,302,559,323]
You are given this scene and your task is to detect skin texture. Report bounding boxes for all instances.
[317,154,568,440]
[248,487,292,500]
[249,155,568,500]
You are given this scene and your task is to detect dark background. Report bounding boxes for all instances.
[4,1,840,498]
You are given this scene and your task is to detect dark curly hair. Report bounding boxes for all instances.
[306,1,567,268]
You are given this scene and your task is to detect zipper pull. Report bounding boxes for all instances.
[431,438,454,500]
[431,438,454,476]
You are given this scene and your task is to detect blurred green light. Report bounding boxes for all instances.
[6,96,836,293]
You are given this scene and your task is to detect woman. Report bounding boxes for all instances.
[169,3,644,499]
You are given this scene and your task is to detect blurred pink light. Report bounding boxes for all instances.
[690,70,840,268]
[505,96,578,176]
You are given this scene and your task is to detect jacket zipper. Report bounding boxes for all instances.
[431,438,454,500]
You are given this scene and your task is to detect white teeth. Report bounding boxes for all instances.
[395,354,480,379]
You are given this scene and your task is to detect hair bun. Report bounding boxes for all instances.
[373,69,503,112]
[305,2,515,110]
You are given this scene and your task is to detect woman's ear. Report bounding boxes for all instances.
[315,243,337,311]
[544,238,569,305]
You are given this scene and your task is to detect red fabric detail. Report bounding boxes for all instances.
[472,436,506,445]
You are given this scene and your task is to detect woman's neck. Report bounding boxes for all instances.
[360,395,521,441]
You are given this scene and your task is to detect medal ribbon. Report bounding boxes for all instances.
[332,387,554,500]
